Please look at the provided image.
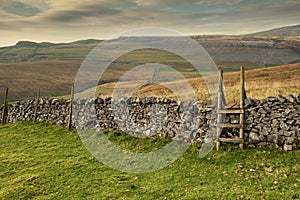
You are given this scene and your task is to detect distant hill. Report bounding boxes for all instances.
[0,25,299,66]
[15,41,61,48]
[0,39,100,62]
[249,24,300,36]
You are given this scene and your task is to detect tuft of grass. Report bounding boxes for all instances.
[1,122,300,199]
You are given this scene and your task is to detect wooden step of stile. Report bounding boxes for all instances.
[217,124,243,129]
[217,109,244,114]
[218,137,244,144]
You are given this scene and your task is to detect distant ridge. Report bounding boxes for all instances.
[249,24,300,36]
[2,24,299,49]
[0,25,299,64]
[16,41,55,48]
[8,39,102,49]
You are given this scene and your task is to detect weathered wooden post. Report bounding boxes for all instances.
[239,66,245,150]
[67,86,74,130]
[216,69,224,151]
[1,87,9,125]
[33,88,41,122]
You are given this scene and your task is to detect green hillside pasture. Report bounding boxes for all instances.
[32,45,95,61]
[1,122,300,199]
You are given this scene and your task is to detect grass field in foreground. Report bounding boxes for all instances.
[1,122,300,199]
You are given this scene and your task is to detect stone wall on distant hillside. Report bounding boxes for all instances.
[1,94,300,150]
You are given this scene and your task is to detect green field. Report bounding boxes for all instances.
[1,121,300,199]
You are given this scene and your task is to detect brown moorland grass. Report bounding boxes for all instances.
[0,60,300,104]
[224,63,300,103]
[96,63,300,103]
[0,49,201,103]
[0,60,81,102]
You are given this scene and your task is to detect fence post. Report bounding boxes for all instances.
[1,87,9,125]
[33,88,41,122]
[67,86,74,130]
[216,69,224,151]
[239,66,245,150]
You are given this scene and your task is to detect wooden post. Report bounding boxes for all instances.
[242,67,247,100]
[274,133,279,149]
[216,69,224,151]
[220,72,226,107]
[67,86,74,130]
[1,87,9,125]
[239,66,245,150]
[33,88,40,122]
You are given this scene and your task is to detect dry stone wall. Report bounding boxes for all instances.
[1,94,300,150]
[244,94,300,150]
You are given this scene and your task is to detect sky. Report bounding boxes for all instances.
[0,0,299,47]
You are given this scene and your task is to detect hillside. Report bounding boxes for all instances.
[0,60,81,102]
[0,40,100,63]
[1,38,299,67]
[1,60,300,105]
[97,63,300,103]
[0,60,300,104]
[0,25,299,66]
[249,24,300,36]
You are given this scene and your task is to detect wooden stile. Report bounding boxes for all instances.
[216,66,246,151]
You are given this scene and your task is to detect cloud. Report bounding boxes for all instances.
[45,4,122,22]
[0,0,49,10]
[214,1,300,24]
[3,1,41,17]
[196,0,300,34]
[135,0,244,7]
[0,0,49,19]
[195,0,244,6]
[135,0,196,6]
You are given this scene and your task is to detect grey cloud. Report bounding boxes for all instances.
[45,4,122,22]
[43,1,185,26]
[215,1,300,23]
[197,1,300,34]
[3,1,41,17]
[195,0,244,6]
[135,0,197,6]
[135,0,245,7]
